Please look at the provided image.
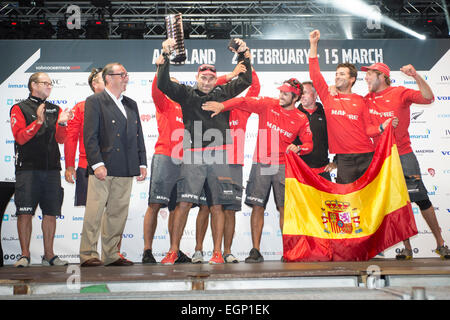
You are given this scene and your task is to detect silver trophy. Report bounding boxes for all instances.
[165,13,186,64]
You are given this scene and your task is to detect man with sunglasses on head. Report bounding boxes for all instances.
[10,72,72,267]
[80,63,147,267]
[157,38,252,265]
[202,78,313,263]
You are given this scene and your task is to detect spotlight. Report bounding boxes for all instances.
[28,18,55,39]
[85,19,108,39]
[118,22,147,39]
[56,18,81,39]
[412,17,448,39]
[0,19,27,39]
[205,22,232,39]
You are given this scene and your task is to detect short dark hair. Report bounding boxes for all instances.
[27,72,46,92]
[102,62,122,85]
[337,63,358,87]
[88,68,103,92]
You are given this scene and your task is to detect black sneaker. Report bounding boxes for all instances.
[245,248,264,263]
[175,250,192,264]
[142,249,156,264]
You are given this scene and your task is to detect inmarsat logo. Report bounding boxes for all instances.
[410,128,430,139]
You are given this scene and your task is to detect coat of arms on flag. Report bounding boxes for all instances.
[283,124,417,261]
[322,200,362,235]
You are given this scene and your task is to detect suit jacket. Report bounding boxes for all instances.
[83,90,147,177]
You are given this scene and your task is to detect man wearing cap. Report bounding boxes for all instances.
[361,62,449,260]
[202,78,313,263]
[157,38,252,265]
[193,60,261,264]
[308,29,384,184]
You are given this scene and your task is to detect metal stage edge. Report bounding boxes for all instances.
[0,258,449,300]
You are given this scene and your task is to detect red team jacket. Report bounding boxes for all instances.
[365,86,434,156]
[222,96,313,165]
[64,101,87,169]
[309,57,378,155]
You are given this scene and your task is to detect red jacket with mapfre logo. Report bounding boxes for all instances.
[365,86,434,155]
[309,57,378,155]
[152,74,184,160]
[216,69,260,165]
[222,96,313,165]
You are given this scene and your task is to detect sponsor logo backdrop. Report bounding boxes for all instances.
[0,39,449,264]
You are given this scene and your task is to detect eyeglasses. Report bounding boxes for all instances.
[108,72,129,79]
[35,81,53,87]
[198,65,216,73]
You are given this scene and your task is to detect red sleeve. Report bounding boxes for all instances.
[400,87,434,106]
[10,105,42,145]
[308,57,330,106]
[55,108,67,144]
[64,102,83,168]
[363,99,381,137]
[246,70,260,98]
[223,96,274,115]
[152,74,171,112]
[297,117,313,155]
[216,74,228,86]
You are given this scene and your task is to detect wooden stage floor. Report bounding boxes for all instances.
[0,258,449,300]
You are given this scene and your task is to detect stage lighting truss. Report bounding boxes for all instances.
[0,1,448,39]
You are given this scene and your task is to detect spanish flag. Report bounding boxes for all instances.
[283,124,417,261]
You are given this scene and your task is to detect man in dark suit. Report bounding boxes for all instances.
[80,62,147,267]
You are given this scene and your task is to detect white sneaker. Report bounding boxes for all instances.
[14,256,30,268]
[224,253,239,263]
[191,251,204,264]
[42,255,69,266]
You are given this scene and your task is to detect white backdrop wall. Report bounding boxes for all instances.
[0,39,449,265]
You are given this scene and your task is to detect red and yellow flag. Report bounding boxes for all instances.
[283,124,417,261]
